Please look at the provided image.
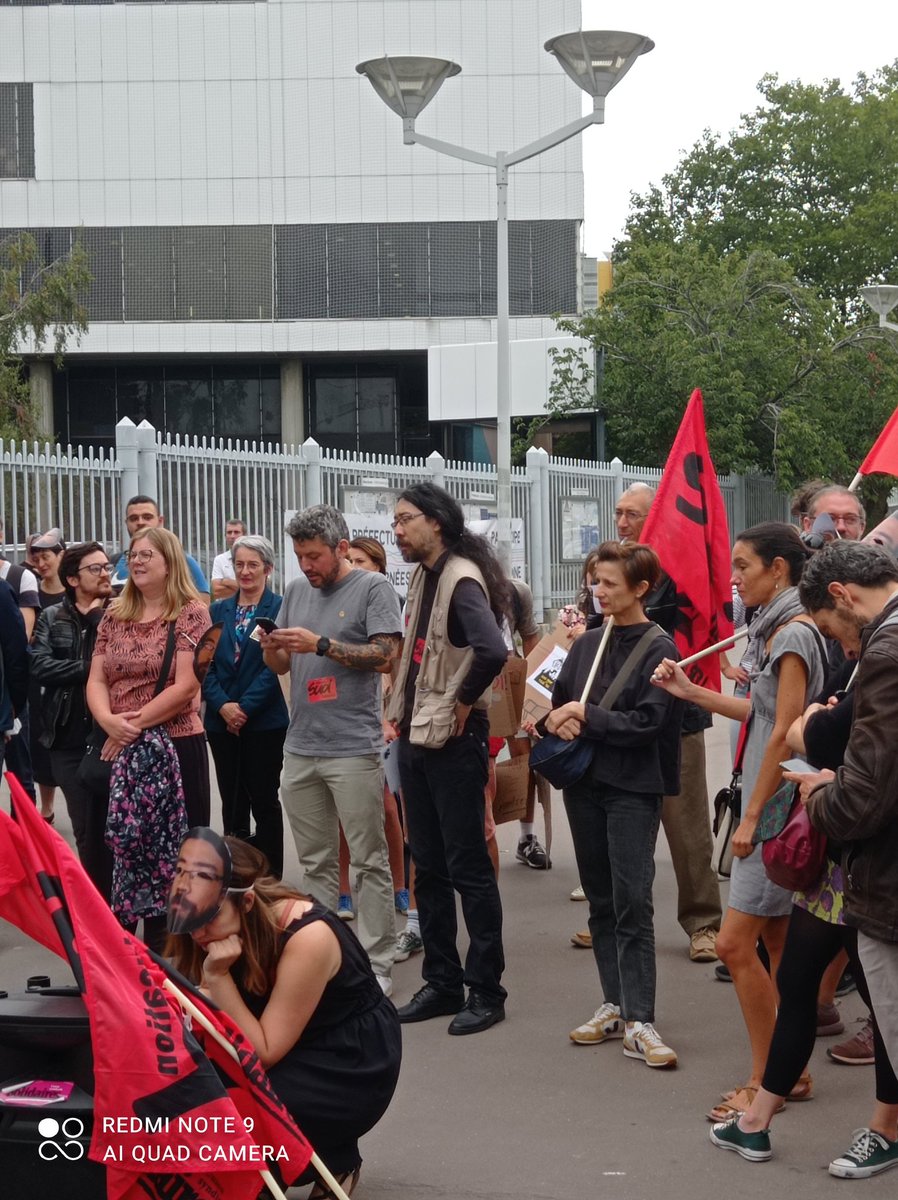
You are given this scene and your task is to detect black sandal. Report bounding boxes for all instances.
[308,1165,361,1200]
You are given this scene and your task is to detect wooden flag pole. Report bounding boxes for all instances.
[651,627,750,680]
[162,978,352,1200]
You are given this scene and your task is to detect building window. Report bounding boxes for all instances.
[0,83,35,179]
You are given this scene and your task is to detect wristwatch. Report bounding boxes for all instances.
[315,636,331,657]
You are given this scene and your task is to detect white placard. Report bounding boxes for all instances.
[526,644,568,700]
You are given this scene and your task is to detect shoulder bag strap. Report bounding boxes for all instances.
[152,621,178,698]
[597,625,665,713]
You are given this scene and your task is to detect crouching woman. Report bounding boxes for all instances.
[165,829,401,1194]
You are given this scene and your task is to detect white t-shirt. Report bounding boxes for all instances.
[0,560,41,609]
[211,551,236,581]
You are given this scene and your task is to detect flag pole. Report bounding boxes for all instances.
[652,627,750,679]
[162,977,352,1200]
[848,472,863,492]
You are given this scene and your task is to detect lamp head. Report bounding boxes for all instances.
[860,285,898,319]
[544,30,654,103]
[356,55,461,120]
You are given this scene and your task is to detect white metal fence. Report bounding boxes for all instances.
[1,418,789,617]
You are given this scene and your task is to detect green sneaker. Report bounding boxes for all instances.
[829,1128,898,1178]
[710,1119,772,1162]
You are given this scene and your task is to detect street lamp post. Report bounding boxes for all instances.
[356,31,653,567]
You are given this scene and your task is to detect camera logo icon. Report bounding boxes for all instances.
[38,1116,86,1161]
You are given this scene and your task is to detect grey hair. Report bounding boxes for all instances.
[231,534,275,570]
[808,485,865,524]
[227,517,248,533]
[622,481,656,500]
[286,505,349,549]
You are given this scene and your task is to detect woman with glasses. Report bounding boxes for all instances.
[31,542,115,893]
[203,535,288,877]
[87,526,210,947]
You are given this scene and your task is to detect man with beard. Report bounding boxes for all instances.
[262,505,401,997]
[386,484,509,1035]
[30,541,114,895]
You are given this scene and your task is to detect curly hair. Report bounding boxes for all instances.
[800,541,898,612]
[286,505,349,549]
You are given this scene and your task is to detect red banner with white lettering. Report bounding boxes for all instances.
[0,775,312,1200]
[638,389,733,690]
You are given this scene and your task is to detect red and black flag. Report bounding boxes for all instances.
[0,774,312,1200]
[639,389,734,690]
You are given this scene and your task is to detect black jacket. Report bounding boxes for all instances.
[544,622,684,796]
[30,597,104,749]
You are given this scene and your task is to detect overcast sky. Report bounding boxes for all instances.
[579,1,898,256]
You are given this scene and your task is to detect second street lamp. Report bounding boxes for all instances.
[357,30,653,568]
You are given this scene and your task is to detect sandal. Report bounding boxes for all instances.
[309,1165,361,1200]
[707,1085,787,1123]
[787,1073,813,1102]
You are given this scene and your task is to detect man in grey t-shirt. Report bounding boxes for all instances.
[262,505,402,994]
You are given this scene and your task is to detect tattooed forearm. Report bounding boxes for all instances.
[326,634,400,671]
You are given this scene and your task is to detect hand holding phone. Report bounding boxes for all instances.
[779,757,815,774]
[249,617,277,643]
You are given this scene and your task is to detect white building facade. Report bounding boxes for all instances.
[0,0,585,459]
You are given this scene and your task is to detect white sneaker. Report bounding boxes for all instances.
[570,884,586,901]
[623,1021,678,1068]
[375,975,393,998]
[569,1002,623,1045]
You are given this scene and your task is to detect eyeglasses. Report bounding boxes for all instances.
[172,866,224,885]
[77,563,114,576]
[126,549,156,564]
[390,512,425,530]
[823,514,862,529]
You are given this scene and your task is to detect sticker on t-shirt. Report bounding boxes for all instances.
[307,676,337,703]
[412,637,426,664]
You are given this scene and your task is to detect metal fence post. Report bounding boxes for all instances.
[427,451,446,489]
[116,418,139,538]
[526,445,550,619]
[136,420,158,500]
[610,456,625,500]
[302,438,322,508]
[733,475,747,541]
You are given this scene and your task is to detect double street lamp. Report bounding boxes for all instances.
[357,31,653,566]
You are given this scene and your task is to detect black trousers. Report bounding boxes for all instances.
[397,719,506,1004]
[50,744,113,902]
[207,728,286,877]
[764,902,898,1103]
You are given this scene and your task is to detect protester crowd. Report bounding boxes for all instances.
[1,473,898,1192]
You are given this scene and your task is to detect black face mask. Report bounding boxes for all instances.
[167,827,232,935]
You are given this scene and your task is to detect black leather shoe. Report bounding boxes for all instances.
[396,984,464,1024]
[447,991,506,1036]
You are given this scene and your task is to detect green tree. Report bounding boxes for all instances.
[554,241,898,492]
[1,231,90,441]
[623,63,898,306]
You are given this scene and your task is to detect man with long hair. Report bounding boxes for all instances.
[386,484,510,1035]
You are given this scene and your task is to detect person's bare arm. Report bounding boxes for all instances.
[265,626,400,672]
[651,658,751,722]
[211,577,239,600]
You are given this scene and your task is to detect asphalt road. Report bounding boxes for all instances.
[0,719,885,1198]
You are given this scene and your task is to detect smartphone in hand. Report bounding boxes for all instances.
[779,758,815,774]
[249,617,278,643]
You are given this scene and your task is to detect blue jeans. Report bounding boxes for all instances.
[563,780,661,1022]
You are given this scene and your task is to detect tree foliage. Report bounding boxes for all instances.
[555,62,898,496]
[1,232,91,441]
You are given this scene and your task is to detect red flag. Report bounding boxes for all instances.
[857,404,898,479]
[0,775,313,1200]
[638,389,734,690]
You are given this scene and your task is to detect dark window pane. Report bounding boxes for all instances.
[530,220,578,314]
[164,366,213,436]
[174,227,225,321]
[509,222,532,316]
[357,375,395,454]
[312,374,356,452]
[117,365,164,428]
[123,228,174,320]
[275,225,327,319]
[328,224,377,319]
[0,83,34,178]
[214,371,260,442]
[378,224,429,318]
[225,226,272,320]
[430,222,484,316]
[260,370,281,442]
[63,364,117,443]
[80,228,124,321]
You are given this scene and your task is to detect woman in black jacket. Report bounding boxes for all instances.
[544,541,683,1069]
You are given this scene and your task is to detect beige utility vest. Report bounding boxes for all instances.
[387,554,493,748]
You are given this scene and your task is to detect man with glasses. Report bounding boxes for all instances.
[802,485,866,541]
[30,541,115,897]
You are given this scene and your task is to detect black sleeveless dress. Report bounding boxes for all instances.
[237,900,401,1174]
